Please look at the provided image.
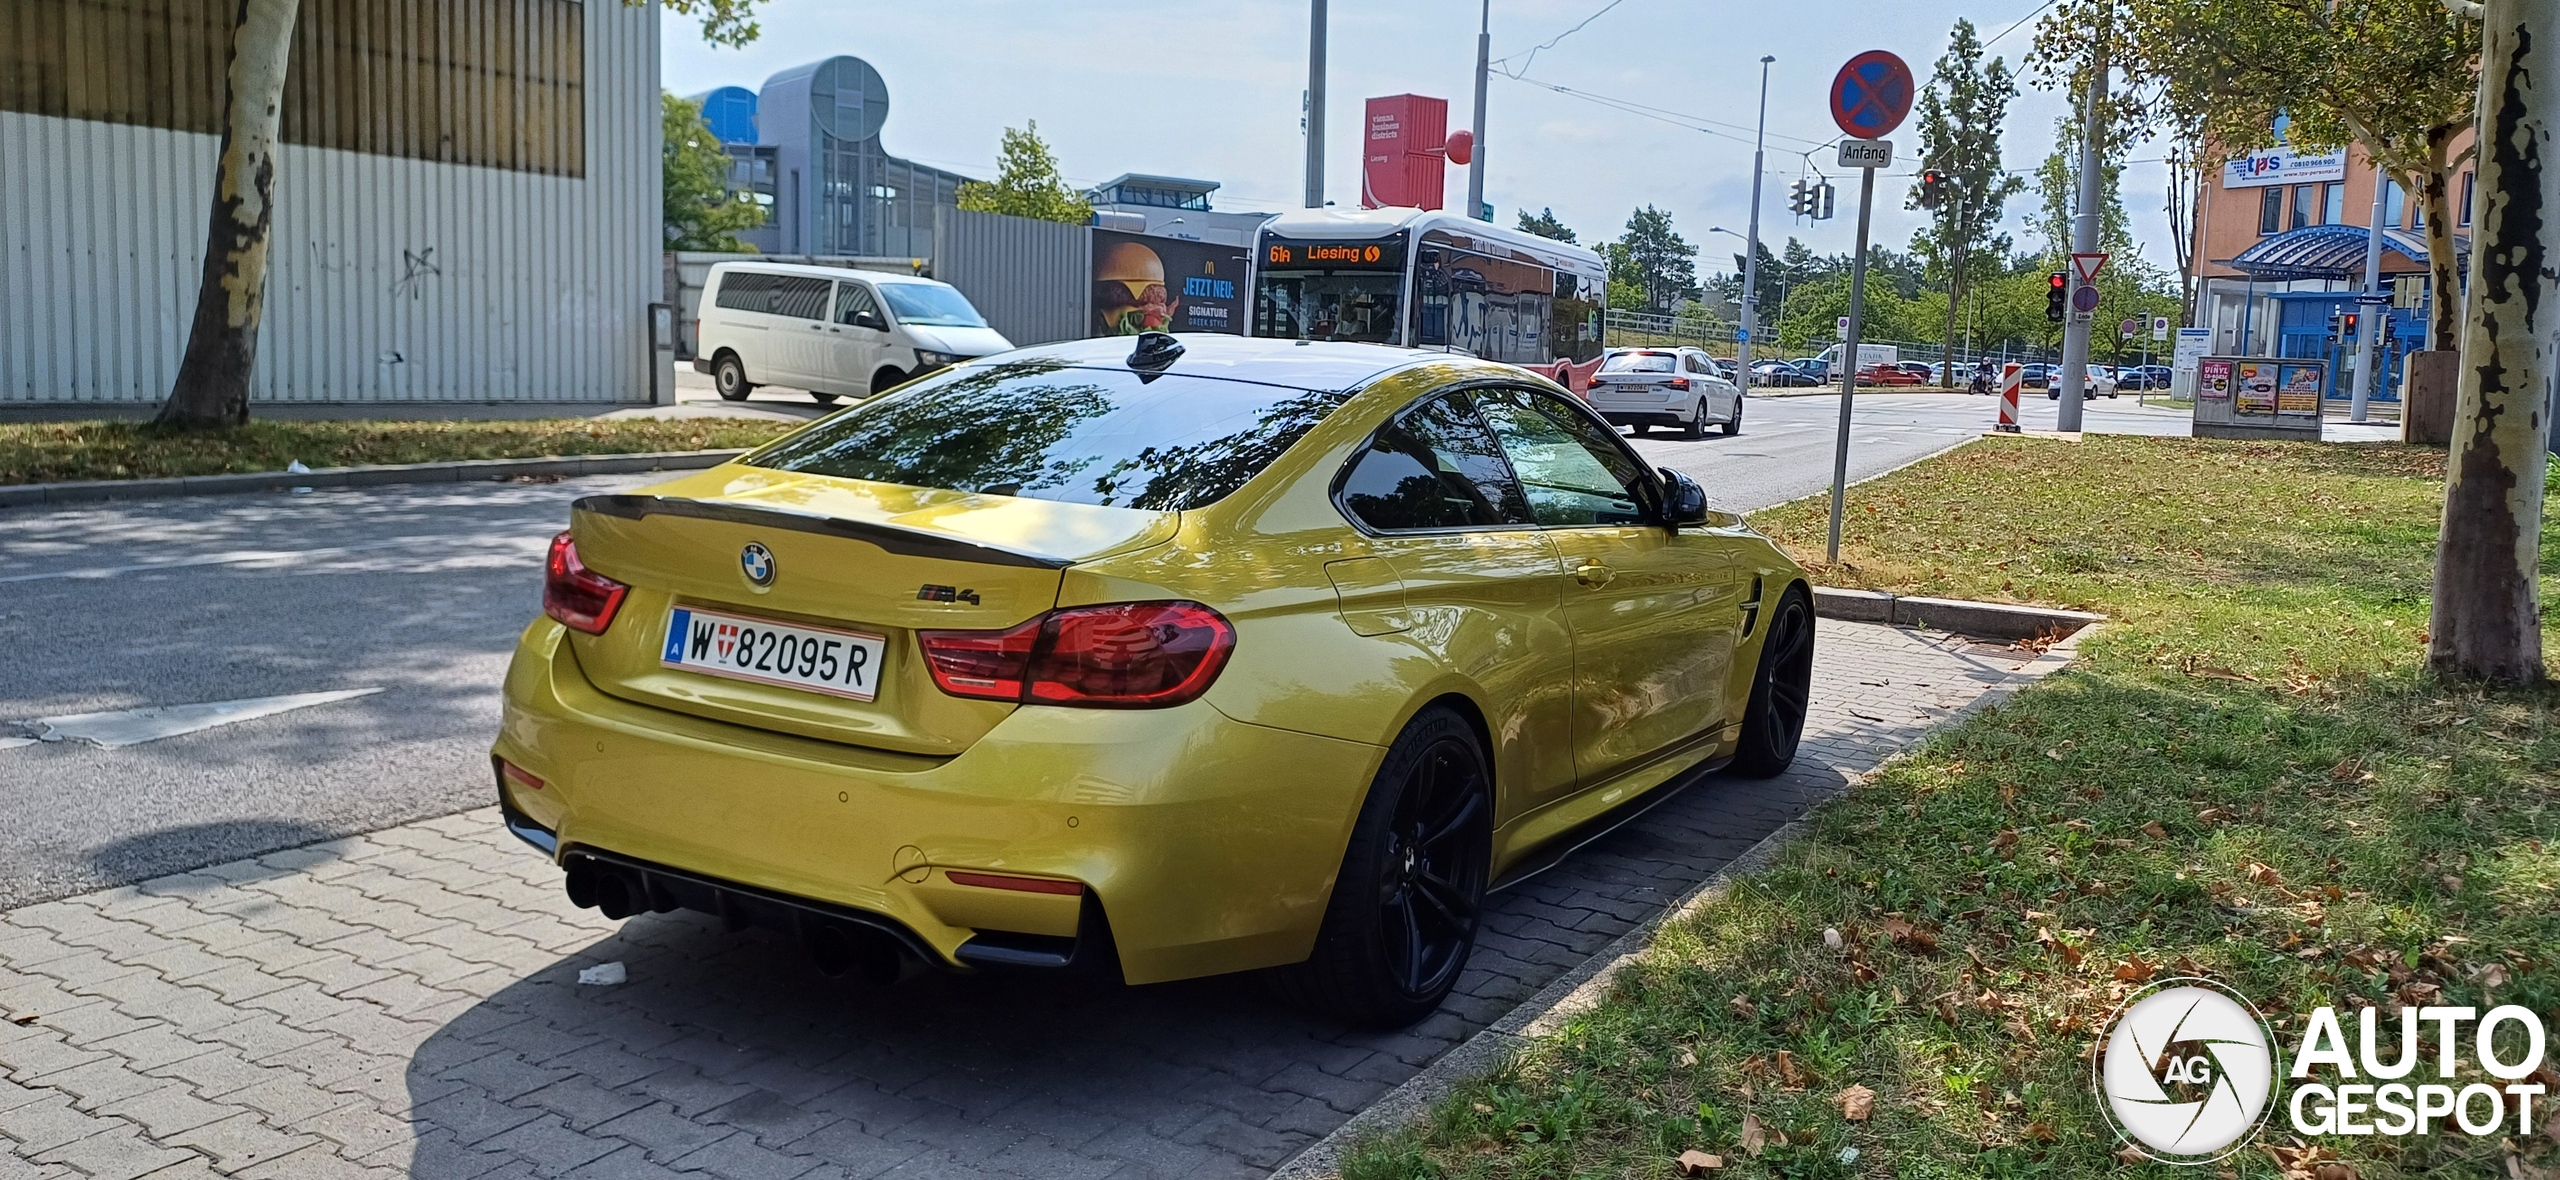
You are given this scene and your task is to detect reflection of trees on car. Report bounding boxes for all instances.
[1089,390,1350,510]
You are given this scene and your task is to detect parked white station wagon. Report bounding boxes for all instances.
[694,262,1013,404]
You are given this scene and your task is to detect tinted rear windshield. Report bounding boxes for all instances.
[746,360,1348,511]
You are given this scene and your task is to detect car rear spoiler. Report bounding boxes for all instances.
[572,495,1075,570]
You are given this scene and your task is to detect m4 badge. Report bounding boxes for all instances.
[916,584,981,605]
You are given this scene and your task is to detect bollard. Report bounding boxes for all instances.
[1997,363,2023,433]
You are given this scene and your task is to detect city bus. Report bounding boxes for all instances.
[1248,208,1608,376]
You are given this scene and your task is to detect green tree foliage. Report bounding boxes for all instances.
[662,93,764,253]
[1910,19,2029,384]
[646,0,761,47]
[955,122,1092,225]
[1515,207,1579,243]
[2051,0,2480,350]
[1606,206,1699,313]
[2031,114,2133,263]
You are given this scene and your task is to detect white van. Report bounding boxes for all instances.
[694,262,1013,404]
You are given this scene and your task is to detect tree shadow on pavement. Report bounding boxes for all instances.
[83,818,341,890]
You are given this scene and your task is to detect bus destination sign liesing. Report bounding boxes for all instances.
[1262,238,1406,271]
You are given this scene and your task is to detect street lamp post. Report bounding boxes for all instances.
[1736,57,1775,386]
[1304,0,1327,208]
[1467,0,1490,221]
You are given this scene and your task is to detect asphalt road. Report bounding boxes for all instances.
[0,390,2187,907]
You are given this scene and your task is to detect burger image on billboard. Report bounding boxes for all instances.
[1096,241,1176,336]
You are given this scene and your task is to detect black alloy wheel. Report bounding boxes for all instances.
[1278,705,1491,1026]
[1731,587,1814,777]
[713,355,753,401]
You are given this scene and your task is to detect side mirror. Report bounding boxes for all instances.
[854,311,888,332]
[1658,468,1710,527]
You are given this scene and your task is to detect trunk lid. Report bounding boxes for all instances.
[564,465,1179,755]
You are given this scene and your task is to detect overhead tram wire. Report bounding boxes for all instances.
[1505,74,1834,149]
[1488,0,1638,79]
[1984,0,2057,48]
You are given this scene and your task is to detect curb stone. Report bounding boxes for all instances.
[1269,620,2100,1180]
[0,449,748,509]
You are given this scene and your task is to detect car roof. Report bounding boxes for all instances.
[992,335,1456,393]
[705,260,950,289]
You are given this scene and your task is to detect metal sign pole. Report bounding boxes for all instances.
[1826,164,1879,566]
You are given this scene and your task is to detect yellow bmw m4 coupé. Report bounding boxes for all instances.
[493,332,1812,1025]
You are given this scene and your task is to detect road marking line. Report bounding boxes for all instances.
[13,689,385,750]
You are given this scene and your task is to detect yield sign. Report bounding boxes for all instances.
[2071,252,2110,286]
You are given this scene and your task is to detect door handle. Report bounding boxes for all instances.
[1574,563,1615,588]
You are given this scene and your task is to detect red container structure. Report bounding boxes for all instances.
[1360,94,1449,211]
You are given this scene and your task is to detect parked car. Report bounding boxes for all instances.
[1587,347,1746,437]
[1790,357,1832,384]
[2017,363,2054,390]
[1856,363,1927,387]
[2047,365,2120,400]
[1929,362,1975,385]
[498,334,1815,1025]
[1893,362,1935,382]
[2116,365,2174,391]
[1752,360,1823,387]
[697,262,1012,405]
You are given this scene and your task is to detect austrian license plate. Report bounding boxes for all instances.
[661,606,887,702]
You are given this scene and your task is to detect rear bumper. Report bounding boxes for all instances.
[1598,410,1691,427]
[493,620,1382,985]
[691,357,713,374]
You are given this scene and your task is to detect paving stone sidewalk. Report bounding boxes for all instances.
[0,620,2056,1180]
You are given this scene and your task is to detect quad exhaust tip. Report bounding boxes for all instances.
[558,849,932,986]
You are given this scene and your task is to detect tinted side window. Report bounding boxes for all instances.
[1338,393,1530,532]
[834,282,879,325]
[775,276,833,320]
[713,271,777,312]
[1476,388,1652,527]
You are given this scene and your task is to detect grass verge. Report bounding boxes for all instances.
[0,419,798,485]
[1346,436,2560,1179]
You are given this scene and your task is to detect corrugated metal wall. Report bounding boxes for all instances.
[931,207,1089,347]
[0,0,660,407]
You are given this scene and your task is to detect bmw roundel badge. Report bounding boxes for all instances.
[740,542,776,588]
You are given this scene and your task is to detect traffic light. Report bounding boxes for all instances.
[1917,169,1949,209]
[1788,179,1811,218]
[1815,182,1836,220]
[2046,272,2068,324]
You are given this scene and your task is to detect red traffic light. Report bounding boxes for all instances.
[2049,272,2067,290]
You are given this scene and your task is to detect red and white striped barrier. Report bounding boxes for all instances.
[1997,363,2023,433]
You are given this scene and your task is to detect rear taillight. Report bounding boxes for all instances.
[543,531,629,634]
[1668,377,1690,390]
[918,601,1235,708]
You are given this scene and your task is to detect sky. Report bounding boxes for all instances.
[660,0,2178,278]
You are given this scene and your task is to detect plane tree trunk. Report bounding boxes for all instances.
[157,0,301,430]
[2429,0,2557,683]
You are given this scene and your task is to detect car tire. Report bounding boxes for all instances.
[810,391,840,405]
[871,368,907,396]
[1721,399,1743,436]
[1274,704,1491,1027]
[713,354,753,402]
[1631,422,1651,437]
[1730,585,1814,778]
[1683,402,1706,439]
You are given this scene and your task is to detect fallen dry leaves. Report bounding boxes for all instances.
[1740,1113,1766,1156]
[1838,1083,1876,1122]
[1674,1149,1725,1175]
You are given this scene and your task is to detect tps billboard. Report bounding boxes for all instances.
[1361,94,1449,211]
[1092,231,1250,337]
